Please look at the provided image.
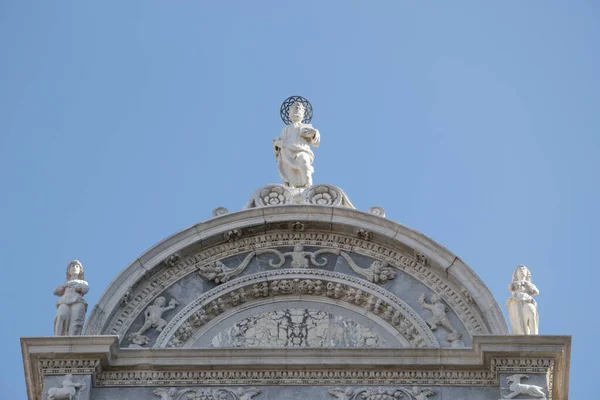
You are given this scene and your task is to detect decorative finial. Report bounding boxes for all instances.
[53,260,89,336]
[273,96,320,189]
[506,264,540,335]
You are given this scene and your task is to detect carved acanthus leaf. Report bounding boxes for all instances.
[328,387,436,400]
[153,387,262,400]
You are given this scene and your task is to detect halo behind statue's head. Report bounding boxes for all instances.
[280,95,313,125]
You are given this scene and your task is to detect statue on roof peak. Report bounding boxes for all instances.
[273,96,320,189]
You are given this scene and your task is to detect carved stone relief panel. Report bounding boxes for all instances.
[156,269,437,349]
[209,308,386,348]
[44,375,91,400]
[104,234,486,347]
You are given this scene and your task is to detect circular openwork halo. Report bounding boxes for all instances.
[280,96,313,125]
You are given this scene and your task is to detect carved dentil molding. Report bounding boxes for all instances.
[155,269,437,348]
[92,357,554,387]
[99,232,488,341]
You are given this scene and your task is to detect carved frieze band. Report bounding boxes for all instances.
[329,387,436,400]
[153,387,261,400]
[88,358,553,387]
[101,232,487,339]
[155,269,436,348]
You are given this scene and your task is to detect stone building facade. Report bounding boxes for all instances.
[21,99,570,399]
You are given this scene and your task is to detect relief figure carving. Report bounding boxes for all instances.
[502,374,546,399]
[129,296,178,347]
[47,374,86,400]
[419,293,464,348]
[340,252,396,283]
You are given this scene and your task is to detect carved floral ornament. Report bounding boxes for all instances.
[96,232,489,341]
[329,387,436,400]
[155,269,437,348]
[245,183,355,208]
[153,387,261,400]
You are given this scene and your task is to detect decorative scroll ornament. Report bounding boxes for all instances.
[339,252,396,284]
[368,206,386,217]
[47,374,86,400]
[280,95,313,125]
[502,374,546,399]
[329,387,436,400]
[212,207,229,217]
[153,387,262,400]
[197,246,395,285]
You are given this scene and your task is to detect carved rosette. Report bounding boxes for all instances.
[247,184,294,207]
[245,183,355,209]
[302,184,343,206]
[157,269,437,349]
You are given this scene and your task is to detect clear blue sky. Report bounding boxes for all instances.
[1,1,598,398]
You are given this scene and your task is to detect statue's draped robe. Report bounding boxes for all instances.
[506,281,539,335]
[273,122,320,188]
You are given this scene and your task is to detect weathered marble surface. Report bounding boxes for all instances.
[210,308,385,348]
[90,385,511,400]
[122,248,470,349]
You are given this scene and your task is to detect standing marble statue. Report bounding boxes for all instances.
[506,264,539,335]
[273,101,320,188]
[53,260,89,336]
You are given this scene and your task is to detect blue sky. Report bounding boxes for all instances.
[1,1,598,398]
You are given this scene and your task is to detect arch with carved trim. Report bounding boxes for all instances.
[84,206,508,349]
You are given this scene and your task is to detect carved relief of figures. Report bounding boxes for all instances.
[47,374,86,400]
[273,101,320,188]
[329,387,436,400]
[419,293,464,348]
[53,260,89,336]
[502,374,546,399]
[339,252,396,283]
[129,296,178,347]
[167,273,434,348]
[507,265,540,335]
[153,387,261,400]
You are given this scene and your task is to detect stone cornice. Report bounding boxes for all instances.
[21,335,570,400]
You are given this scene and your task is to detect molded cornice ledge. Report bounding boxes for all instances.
[22,335,570,400]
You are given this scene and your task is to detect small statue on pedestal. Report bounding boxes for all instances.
[507,264,540,335]
[53,260,89,336]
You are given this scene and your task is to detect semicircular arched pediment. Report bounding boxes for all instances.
[154,269,439,348]
[84,206,508,348]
